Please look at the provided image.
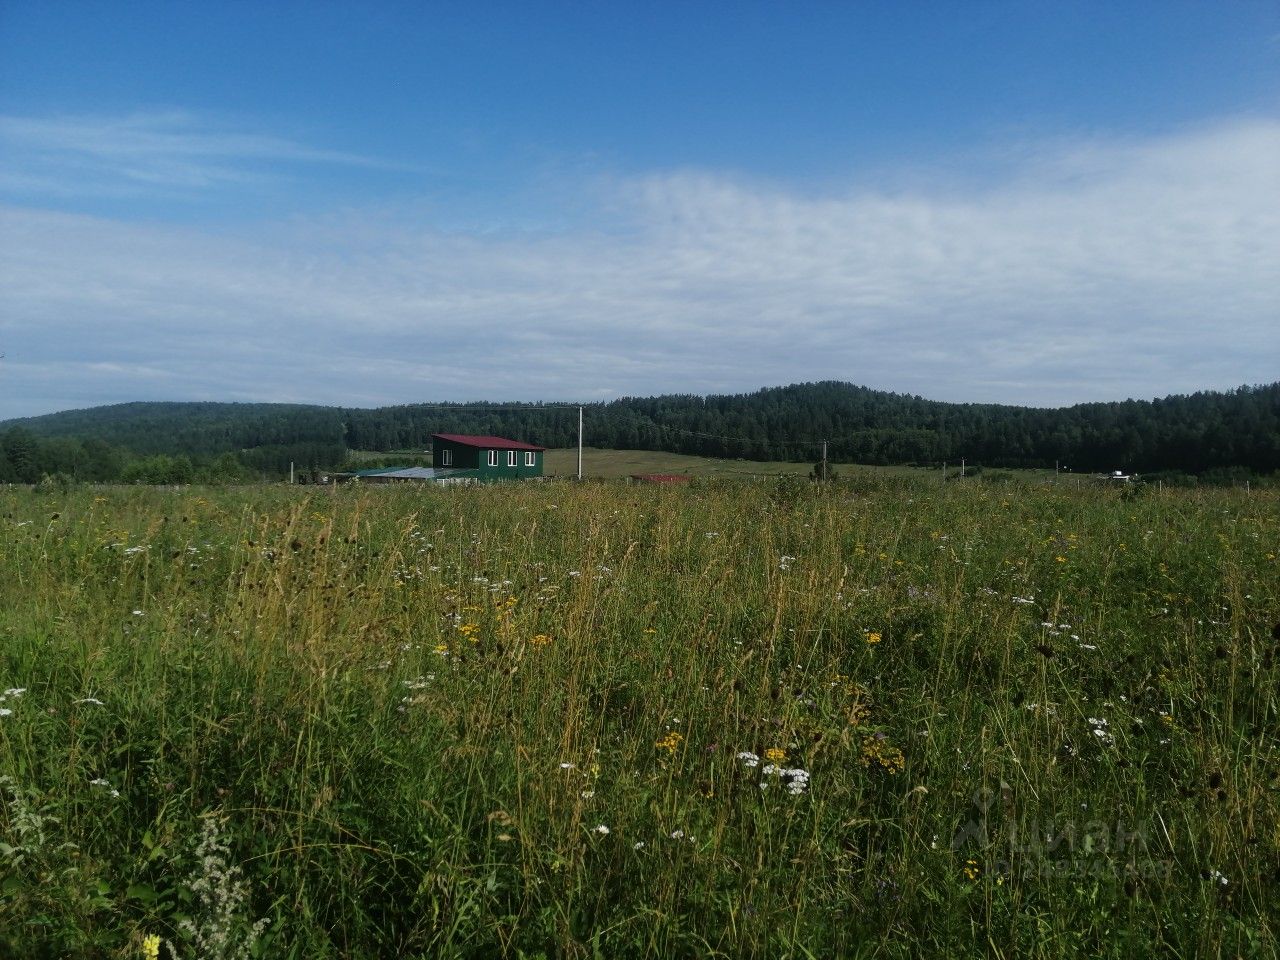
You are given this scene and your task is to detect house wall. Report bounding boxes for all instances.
[433,439,543,480]
[433,439,480,470]
[474,449,543,481]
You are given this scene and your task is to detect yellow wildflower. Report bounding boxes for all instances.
[865,631,882,645]
[858,735,905,774]
[655,732,684,754]
[141,934,162,960]
[764,747,787,764]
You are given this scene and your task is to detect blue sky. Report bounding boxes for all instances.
[1,2,1278,418]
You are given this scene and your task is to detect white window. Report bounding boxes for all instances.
[507,450,517,467]
[441,449,452,466]
[487,450,498,467]
[524,451,535,466]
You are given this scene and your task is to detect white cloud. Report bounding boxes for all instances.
[0,111,408,198]
[1,116,1277,419]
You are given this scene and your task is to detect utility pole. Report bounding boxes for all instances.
[960,458,965,479]
[821,439,828,482]
[289,461,294,485]
[577,406,583,481]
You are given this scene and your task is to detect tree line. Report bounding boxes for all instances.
[3,381,1278,482]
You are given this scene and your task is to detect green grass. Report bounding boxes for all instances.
[349,444,1070,483]
[542,446,874,479]
[1,477,1277,958]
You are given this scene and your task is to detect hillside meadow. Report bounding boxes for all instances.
[1,476,1277,958]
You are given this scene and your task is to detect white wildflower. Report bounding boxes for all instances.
[89,778,120,798]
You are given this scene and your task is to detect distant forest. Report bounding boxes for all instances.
[2,381,1278,483]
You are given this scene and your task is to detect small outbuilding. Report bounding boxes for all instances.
[352,466,479,485]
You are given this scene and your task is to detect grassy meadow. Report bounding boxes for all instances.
[1,476,1278,958]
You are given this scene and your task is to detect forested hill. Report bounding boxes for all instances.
[3,381,1279,479]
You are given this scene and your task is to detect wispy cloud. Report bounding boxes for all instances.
[1,117,1277,418]
[0,110,409,198]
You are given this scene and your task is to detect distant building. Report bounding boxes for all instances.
[351,466,478,484]
[432,434,545,480]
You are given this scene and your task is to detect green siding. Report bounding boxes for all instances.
[433,438,543,481]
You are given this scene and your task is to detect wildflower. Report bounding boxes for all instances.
[4,688,26,698]
[0,709,11,718]
[1087,717,1114,746]
[963,858,981,881]
[654,731,684,754]
[764,747,787,764]
[773,767,811,795]
[530,633,552,647]
[633,841,645,850]
[559,762,576,770]
[89,778,120,798]
[177,817,270,958]
[141,934,162,960]
[858,734,906,775]
[593,824,610,835]
[736,751,760,768]
[865,631,882,645]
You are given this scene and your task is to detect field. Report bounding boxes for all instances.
[357,445,1066,482]
[1,476,1277,958]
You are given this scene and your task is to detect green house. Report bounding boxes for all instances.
[431,433,546,481]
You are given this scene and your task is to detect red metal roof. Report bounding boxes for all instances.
[432,433,546,451]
